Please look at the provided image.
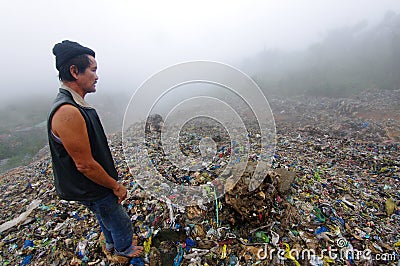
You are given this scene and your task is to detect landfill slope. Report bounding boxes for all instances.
[0,88,399,265]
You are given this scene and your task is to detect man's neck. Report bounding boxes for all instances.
[60,83,92,108]
[62,81,86,98]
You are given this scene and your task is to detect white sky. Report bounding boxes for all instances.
[1,0,400,101]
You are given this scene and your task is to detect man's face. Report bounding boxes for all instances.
[77,55,98,93]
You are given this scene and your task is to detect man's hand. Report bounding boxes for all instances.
[113,183,128,204]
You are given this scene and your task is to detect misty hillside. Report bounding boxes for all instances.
[1,11,400,174]
[244,11,400,97]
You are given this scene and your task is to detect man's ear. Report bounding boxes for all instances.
[70,65,79,79]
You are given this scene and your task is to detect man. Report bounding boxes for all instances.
[47,40,143,258]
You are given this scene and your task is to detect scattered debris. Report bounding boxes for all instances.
[0,89,399,265]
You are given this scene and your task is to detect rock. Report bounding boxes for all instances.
[274,168,296,194]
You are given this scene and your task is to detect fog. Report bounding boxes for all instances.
[1,0,400,104]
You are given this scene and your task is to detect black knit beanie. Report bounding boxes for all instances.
[52,40,95,71]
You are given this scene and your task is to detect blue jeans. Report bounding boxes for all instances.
[80,192,134,256]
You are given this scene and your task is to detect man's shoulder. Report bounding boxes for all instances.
[48,91,79,122]
[55,103,80,114]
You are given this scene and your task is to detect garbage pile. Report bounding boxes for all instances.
[0,88,399,265]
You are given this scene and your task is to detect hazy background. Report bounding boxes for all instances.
[1,0,400,172]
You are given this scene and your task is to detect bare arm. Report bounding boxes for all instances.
[51,104,126,203]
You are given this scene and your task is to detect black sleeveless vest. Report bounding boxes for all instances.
[47,88,118,201]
